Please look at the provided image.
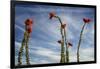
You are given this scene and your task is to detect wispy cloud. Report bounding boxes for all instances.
[30,47,60,63]
[15,24,25,32]
[69,47,94,62]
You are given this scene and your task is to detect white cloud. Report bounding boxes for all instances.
[15,24,25,32]
[69,47,94,62]
[80,47,94,61]
[29,46,60,63]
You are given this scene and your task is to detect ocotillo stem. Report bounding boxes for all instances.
[60,27,65,63]
[25,32,30,65]
[56,16,65,63]
[77,23,86,62]
[64,28,69,63]
[18,32,27,65]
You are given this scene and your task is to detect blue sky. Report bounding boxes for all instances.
[15,3,95,65]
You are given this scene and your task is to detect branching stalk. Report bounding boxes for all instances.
[56,16,65,63]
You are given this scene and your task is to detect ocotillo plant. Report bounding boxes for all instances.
[61,23,73,63]
[49,12,65,63]
[77,18,91,62]
[61,24,69,63]
[18,19,33,65]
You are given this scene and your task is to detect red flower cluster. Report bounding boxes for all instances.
[26,26,32,33]
[67,42,73,47]
[83,18,91,23]
[25,19,33,34]
[61,24,66,29]
[25,19,33,25]
[57,40,62,44]
[49,12,56,19]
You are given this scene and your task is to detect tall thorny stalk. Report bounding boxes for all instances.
[77,23,86,62]
[57,16,65,63]
[77,18,91,62]
[18,19,33,65]
[55,16,70,63]
[18,31,30,65]
[49,12,70,63]
[64,27,69,63]
[25,33,30,65]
